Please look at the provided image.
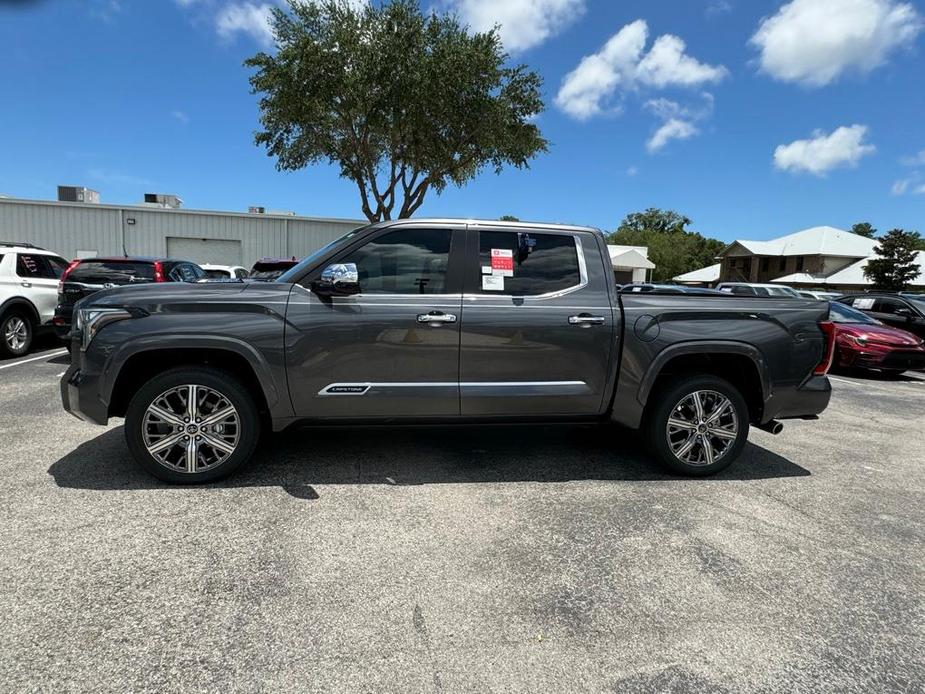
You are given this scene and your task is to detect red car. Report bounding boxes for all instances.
[830,302,925,375]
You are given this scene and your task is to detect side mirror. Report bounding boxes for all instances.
[314,263,359,296]
[895,307,913,319]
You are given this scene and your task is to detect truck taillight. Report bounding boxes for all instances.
[58,259,81,292]
[154,261,165,282]
[814,321,836,376]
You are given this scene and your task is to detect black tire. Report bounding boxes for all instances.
[644,374,750,477]
[124,366,261,484]
[0,309,33,358]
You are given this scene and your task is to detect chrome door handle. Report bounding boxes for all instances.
[20,281,32,288]
[568,314,605,327]
[417,311,457,325]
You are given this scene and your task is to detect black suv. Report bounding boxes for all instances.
[54,257,204,340]
[836,293,925,340]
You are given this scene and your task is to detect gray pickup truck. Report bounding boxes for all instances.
[61,219,834,483]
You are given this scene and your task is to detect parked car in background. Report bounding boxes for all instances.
[716,282,801,298]
[829,302,925,375]
[620,283,726,295]
[0,242,69,357]
[797,289,842,300]
[249,257,299,281]
[837,293,925,340]
[54,257,205,341]
[200,264,249,280]
[62,218,834,484]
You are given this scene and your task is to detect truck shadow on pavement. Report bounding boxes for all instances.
[48,423,809,496]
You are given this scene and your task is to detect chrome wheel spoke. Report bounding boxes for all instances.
[147,431,185,455]
[702,436,715,465]
[200,432,235,455]
[675,435,697,459]
[185,437,199,472]
[708,426,737,440]
[186,385,199,421]
[200,407,235,428]
[668,417,697,431]
[148,404,184,427]
[705,401,731,425]
[691,392,705,421]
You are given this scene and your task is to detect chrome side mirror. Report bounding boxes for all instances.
[314,263,359,296]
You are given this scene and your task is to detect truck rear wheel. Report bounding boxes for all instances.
[645,375,749,476]
[124,366,261,484]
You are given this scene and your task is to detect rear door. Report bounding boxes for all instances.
[285,224,465,419]
[458,225,617,416]
[15,253,67,323]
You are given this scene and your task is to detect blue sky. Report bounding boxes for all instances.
[1,0,923,242]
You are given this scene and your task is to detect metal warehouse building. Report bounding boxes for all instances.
[0,196,364,267]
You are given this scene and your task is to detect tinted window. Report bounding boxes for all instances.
[251,261,297,280]
[16,253,62,279]
[477,231,580,296]
[69,260,155,283]
[830,302,879,324]
[203,269,231,280]
[170,264,200,282]
[873,297,908,315]
[341,228,451,294]
[726,286,755,295]
[235,269,248,279]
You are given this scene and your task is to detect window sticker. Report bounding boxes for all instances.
[481,265,492,274]
[853,298,875,310]
[490,248,514,277]
[482,275,504,291]
[720,287,733,293]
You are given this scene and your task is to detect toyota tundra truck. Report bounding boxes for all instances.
[61,219,834,483]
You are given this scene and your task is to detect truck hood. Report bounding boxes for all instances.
[79,279,295,309]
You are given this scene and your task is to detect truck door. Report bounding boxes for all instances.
[285,224,465,419]
[458,225,617,416]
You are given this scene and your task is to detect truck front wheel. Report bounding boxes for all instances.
[124,366,261,484]
[645,375,750,476]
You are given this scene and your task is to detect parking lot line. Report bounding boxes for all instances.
[0,349,67,371]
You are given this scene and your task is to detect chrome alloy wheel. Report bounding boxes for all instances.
[4,316,28,352]
[142,384,240,474]
[666,390,739,467]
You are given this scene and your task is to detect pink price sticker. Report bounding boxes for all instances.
[490,248,514,274]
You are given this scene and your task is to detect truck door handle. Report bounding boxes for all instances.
[417,311,457,325]
[20,281,32,288]
[569,314,605,327]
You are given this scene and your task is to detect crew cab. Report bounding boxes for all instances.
[61,219,834,483]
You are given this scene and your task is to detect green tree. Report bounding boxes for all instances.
[863,229,923,290]
[246,0,548,222]
[499,215,521,222]
[850,222,877,238]
[607,208,724,282]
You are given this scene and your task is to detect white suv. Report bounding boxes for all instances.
[0,243,69,357]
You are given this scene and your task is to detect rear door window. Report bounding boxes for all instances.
[68,260,156,283]
[476,231,581,296]
[872,297,907,315]
[16,253,61,279]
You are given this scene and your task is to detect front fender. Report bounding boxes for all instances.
[99,334,284,414]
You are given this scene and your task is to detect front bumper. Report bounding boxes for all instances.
[60,359,108,425]
[762,375,832,423]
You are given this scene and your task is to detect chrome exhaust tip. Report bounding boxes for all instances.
[758,420,784,435]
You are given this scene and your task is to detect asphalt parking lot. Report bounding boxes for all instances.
[1,344,923,693]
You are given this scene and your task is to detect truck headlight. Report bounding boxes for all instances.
[76,308,135,351]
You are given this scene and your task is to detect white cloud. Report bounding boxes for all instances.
[750,0,923,87]
[171,110,190,124]
[892,172,925,195]
[773,124,876,176]
[706,1,733,17]
[555,20,727,120]
[647,119,699,152]
[644,94,713,152]
[215,2,276,46]
[446,0,585,53]
[901,149,925,166]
